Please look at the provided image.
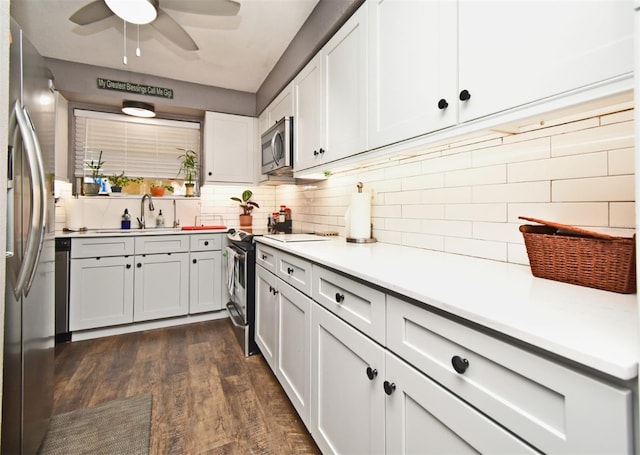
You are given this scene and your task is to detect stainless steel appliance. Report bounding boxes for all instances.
[3,18,56,454]
[225,230,259,356]
[54,238,71,342]
[261,117,293,175]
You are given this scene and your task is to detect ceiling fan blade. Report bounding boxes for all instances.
[151,9,199,51]
[69,0,114,25]
[161,0,240,16]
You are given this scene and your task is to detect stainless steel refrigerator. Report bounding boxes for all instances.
[3,18,55,455]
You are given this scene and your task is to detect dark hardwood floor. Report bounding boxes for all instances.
[53,319,320,454]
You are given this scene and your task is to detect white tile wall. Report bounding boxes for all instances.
[276,105,635,265]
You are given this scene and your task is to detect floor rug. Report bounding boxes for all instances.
[39,394,152,455]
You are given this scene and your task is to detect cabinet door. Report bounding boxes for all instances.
[276,280,312,427]
[189,250,222,314]
[255,265,278,370]
[204,111,255,183]
[322,4,368,162]
[69,256,134,330]
[385,353,539,454]
[311,304,385,455]
[458,1,633,123]
[133,253,189,321]
[267,81,294,126]
[368,0,457,150]
[293,54,324,172]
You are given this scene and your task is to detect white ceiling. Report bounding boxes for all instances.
[10,0,319,93]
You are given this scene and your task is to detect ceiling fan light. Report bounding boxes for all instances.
[122,100,156,118]
[105,0,158,25]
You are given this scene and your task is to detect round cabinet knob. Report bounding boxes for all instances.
[126,264,132,269]
[208,171,212,176]
[366,367,378,380]
[451,355,469,374]
[319,148,325,155]
[287,267,294,275]
[204,241,209,246]
[313,150,319,156]
[383,381,396,396]
[459,89,471,101]
[335,293,345,303]
[437,98,449,110]
[272,289,279,295]
[193,259,197,264]
[262,254,267,260]
[137,263,142,268]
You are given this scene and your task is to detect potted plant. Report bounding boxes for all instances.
[177,148,198,197]
[107,172,143,194]
[230,189,260,227]
[84,151,104,195]
[150,181,174,197]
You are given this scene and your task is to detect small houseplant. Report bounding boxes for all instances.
[177,148,198,197]
[230,189,260,227]
[150,181,174,197]
[84,151,104,195]
[107,172,143,193]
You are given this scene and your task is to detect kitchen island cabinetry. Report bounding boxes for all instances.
[255,238,637,454]
[203,111,255,184]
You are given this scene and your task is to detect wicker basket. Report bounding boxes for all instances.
[518,216,636,294]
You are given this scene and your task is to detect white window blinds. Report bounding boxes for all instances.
[73,109,201,180]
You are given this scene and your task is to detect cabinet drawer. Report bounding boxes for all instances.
[135,235,189,254]
[277,251,312,296]
[312,265,386,344]
[256,243,278,274]
[189,233,222,251]
[386,296,633,454]
[71,236,134,258]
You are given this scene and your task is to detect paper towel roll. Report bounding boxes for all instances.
[65,197,85,231]
[349,192,371,239]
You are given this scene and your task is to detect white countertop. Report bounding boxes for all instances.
[57,227,229,238]
[256,236,639,381]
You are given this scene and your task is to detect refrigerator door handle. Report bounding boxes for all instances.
[13,101,46,297]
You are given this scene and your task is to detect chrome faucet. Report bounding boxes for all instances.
[137,193,155,229]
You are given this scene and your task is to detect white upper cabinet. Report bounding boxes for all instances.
[267,81,294,129]
[368,0,457,150]
[457,0,634,123]
[293,54,324,171]
[322,4,368,163]
[204,111,255,184]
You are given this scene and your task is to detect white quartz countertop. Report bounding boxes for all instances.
[57,227,229,238]
[256,236,639,381]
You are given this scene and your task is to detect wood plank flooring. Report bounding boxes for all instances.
[53,319,320,454]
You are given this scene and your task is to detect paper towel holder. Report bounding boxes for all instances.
[346,182,377,244]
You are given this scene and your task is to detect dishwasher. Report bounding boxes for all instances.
[55,238,71,342]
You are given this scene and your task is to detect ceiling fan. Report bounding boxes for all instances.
[69,0,241,51]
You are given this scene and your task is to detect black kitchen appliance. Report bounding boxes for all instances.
[225,229,259,356]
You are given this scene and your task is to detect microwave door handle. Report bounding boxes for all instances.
[271,130,282,165]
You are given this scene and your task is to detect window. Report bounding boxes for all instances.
[73,109,201,181]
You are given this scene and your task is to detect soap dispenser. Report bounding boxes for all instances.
[121,208,131,229]
[156,210,165,228]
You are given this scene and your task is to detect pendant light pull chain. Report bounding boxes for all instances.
[123,19,127,65]
[136,25,141,57]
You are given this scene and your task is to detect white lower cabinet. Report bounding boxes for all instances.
[256,264,312,426]
[189,250,222,314]
[385,352,539,454]
[133,252,189,321]
[311,303,385,455]
[69,255,134,330]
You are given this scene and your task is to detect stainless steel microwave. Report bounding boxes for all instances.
[261,116,293,175]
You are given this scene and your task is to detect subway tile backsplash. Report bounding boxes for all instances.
[274,104,635,265]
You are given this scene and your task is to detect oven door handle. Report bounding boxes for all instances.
[226,302,246,329]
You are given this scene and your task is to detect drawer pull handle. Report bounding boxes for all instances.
[126,264,131,269]
[269,286,278,296]
[137,263,142,268]
[193,259,197,264]
[204,241,209,246]
[451,356,469,374]
[287,267,294,275]
[366,367,377,380]
[262,254,267,260]
[437,98,448,110]
[335,293,345,303]
[383,381,396,395]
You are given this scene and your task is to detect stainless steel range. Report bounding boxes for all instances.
[225,229,259,356]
